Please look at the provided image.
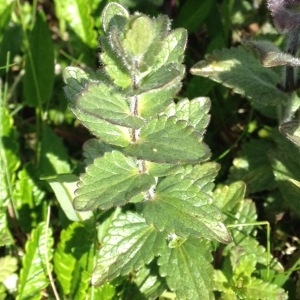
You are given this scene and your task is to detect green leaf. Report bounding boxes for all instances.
[63,68,132,146]
[125,116,211,163]
[138,65,184,118]
[225,199,283,271]
[213,181,246,212]
[143,175,232,243]
[271,152,300,215]
[101,2,129,33]
[74,151,155,211]
[174,0,213,33]
[92,212,166,286]
[40,124,71,177]
[46,174,93,221]
[122,16,155,59]
[12,166,45,233]
[73,108,131,147]
[174,162,220,193]
[23,12,54,107]
[214,270,237,297]
[230,247,256,278]
[158,28,187,65]
[158,238,214,300]
[76,82,144,129]
[17,222,53,300]
[191,46,288,109]
[0,209,12,247]
[0,107,17,245]
[92,283,116,300]
[227,139,276,194]
[99,36,132,88]
[54,0,97,49]
[249,40,300,67]
[141,15,172,69]
[280,120,300,147]
[0,106,20,202]
[163,97,211,139]
[135,264,167,299]
[236,278,288,300]
[53,222,95,299]
[63,66,103,101]
[0,256,18,282]
[82,138,114,165]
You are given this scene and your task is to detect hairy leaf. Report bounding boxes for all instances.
[17,222,53,300]
[92,212,166,286]
[143,175,231,243]
[249,40,300,67]
[163,97,211,139]
[76,82,144,129]
[74,151,155,210]
[63,67,103,101]
[137,65,184,118]
[102,2,129,33]
[125,116,210,163]
[191,46,288,109]
[99,36,132,88]
[158,238,214,300]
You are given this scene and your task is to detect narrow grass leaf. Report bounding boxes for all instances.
[40,124,71,177]
[46,174,93,221]
[23,12,54,107]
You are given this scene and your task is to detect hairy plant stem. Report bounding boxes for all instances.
[130,66,155,201]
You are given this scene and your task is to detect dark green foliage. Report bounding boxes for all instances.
[0,0,299,299]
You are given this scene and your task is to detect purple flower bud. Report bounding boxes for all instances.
[267,0,300,33]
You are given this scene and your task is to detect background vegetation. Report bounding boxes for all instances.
[1,0,300,299]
